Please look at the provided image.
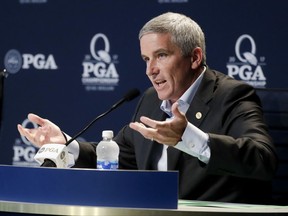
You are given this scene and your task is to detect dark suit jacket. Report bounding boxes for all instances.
[75,68,278,204]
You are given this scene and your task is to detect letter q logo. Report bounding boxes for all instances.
[235,34,258,66]
[90,33,111,64]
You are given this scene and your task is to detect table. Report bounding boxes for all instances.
[0,200,287,216]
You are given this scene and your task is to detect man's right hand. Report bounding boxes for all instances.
[17,113,66,148]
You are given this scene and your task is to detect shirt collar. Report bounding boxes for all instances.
[160,66,206,117]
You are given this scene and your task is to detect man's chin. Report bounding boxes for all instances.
[156,91,169,101]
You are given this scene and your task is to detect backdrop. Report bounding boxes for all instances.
[0,0,287,166]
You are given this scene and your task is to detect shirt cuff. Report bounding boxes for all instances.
[174,122,211,164]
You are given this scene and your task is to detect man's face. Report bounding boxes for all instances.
[140,33,195,103]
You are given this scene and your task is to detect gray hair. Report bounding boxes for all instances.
[139,12,206,64]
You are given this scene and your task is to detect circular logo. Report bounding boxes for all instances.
[90,33,111,63]
[4,49,22,74]
[60,151,65,160]
[235,34,258,65]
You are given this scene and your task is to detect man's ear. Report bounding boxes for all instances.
[191,47,203,69]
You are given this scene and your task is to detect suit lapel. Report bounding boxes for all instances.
[186,68,215,127]
[186,96,210,127]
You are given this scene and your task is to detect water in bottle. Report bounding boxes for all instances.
[96,130,119,170]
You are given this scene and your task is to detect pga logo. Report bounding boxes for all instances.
[22,53,57,70]
[82,33,119,83]
[227,34,266,87]
[4,49,58,74]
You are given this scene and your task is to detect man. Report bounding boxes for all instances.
[18,12,278,204]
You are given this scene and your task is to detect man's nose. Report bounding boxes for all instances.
[146,59,158,76]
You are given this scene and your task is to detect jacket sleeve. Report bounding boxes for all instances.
[205,83,278,181]
[73,142,97,168]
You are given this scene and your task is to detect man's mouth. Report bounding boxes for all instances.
[155,80,166,86]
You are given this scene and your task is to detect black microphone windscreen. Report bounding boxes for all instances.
[124,88,140,102]
[41,158,57,167]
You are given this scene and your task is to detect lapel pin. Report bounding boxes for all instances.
[195,112,202,119]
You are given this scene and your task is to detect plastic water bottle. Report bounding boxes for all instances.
[96,130,119,170]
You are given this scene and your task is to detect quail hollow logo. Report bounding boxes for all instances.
[226,34,267,88]
[82,33,119,91]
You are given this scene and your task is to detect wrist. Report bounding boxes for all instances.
[61,131,68,143]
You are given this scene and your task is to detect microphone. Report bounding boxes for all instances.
[34,144,74,168]
[65,88,140,146]
[0,69,8,78]
[35,88,141,168]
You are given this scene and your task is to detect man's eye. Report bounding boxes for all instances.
[158,53,167,59]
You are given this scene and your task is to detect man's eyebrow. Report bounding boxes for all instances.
[144,48,170,56]
[155,48,169,53]
[140,48,171,59]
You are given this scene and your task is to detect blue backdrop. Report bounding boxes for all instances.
[0,0,287,166]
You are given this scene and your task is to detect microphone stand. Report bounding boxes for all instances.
[65,88,140,146]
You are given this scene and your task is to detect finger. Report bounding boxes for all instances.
[129,122,156,139]
[18,123,44,146]
[17,124,35,142]
[139,116,160,128]
[129,122,146,131]
[27,113,46,126]
[171,102,182,118]
[17,124,26,136]
[17,124,33,136]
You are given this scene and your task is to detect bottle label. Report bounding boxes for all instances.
[97,160,118,170]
